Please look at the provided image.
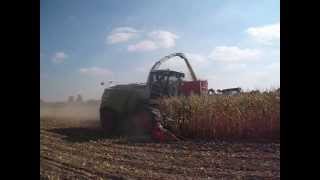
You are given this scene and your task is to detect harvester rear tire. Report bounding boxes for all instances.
[100,109,116,135]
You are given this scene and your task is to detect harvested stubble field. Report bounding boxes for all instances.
[40,117,280,179]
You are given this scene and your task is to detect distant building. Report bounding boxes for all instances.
[68,96,74,103]
[86,99,101,105]
[76,94,83,103]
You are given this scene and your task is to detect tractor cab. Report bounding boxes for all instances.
[148,70,185,98]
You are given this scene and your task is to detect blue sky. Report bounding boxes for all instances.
[40,0,280,101]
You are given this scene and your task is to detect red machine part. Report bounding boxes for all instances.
[179,80,208,96]
[151,122,179,142]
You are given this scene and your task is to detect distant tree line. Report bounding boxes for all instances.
[41,94,101,107]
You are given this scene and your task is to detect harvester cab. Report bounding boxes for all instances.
[148,70,185,98]
[146,52,208,98]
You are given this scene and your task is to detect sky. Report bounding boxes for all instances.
[40,0,280,102]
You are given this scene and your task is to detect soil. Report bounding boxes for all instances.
[40,118,280,180]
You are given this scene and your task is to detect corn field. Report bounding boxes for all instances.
[158,90,280,141]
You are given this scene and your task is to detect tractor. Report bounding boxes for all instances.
[99,53,208,141]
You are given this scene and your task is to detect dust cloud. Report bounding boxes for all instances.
[40,103,100,122]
